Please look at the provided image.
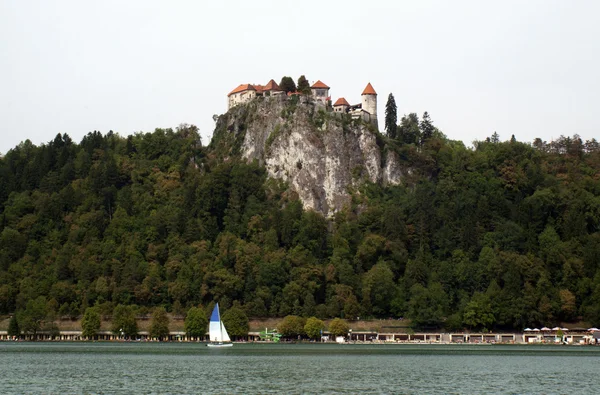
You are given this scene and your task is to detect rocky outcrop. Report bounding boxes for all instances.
[216,96,404,216]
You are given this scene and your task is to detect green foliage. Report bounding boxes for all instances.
[149,307,170,339]
[407,283,448,329]
[111,304,138,338]
[397,113,421,145]
[184,306,208,338]
[385,93,397,138]
[462,293,495,331]
[81,307,101,338]
[265,124,283,151]
[304,316,325,339]
[279,76,296,93]
[328,318,349,337]
[277,315,306,338]
[297,75,310,95]
[8,315,20,337]
[18,296,47,335]
[222,306,249,337]
[0,122,598,333]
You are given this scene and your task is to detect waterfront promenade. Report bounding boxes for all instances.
[1,328,597,345]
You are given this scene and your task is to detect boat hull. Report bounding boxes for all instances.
[207,343,233,348]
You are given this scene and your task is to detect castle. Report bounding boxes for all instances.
[227,79,378,128]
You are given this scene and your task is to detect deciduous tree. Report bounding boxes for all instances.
[184,306,208,338]
[149,306,170,339]
[328,318,349,337]
[81,307,101,339]
[304,316,325,340]
[222,306,249,338]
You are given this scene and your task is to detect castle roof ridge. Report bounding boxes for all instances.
[333,97,350,106]
[311,80,330,89]
[228,83,256,97]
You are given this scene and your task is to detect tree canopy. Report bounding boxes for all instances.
[0,119,599,333]
[81,307,101,338]
[221,306,249,338]
[184,306,208,338]
[149,307,170,339]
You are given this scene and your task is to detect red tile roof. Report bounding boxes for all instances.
[311,80,330,89]
[362,82,377,95]
[333,97,350,106]
[264,79,282,91]
[228,84,256,97]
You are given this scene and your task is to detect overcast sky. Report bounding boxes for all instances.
[1,0,599,154]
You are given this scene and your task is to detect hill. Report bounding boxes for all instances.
[1,97,599,333]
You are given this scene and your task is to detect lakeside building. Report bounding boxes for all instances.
[2,329,598,344]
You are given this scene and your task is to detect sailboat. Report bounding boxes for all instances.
[207,303,233,348]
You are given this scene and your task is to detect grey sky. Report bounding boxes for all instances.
[1,0,598,155]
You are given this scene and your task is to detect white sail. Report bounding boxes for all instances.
[220,321,231,342]
[208,303,231,344]
[209,320,223,342]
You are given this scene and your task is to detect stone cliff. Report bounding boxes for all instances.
[210,96,404,216]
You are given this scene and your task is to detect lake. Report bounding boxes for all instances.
[0,342,599,394]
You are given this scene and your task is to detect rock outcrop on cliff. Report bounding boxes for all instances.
[210,96,404,216]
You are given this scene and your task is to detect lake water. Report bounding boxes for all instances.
[1,342,599,394]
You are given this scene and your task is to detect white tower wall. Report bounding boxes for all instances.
[362,94,377,118]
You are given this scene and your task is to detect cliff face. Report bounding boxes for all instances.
[212,96,404,216]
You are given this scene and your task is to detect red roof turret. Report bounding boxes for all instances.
[361,82,377,95]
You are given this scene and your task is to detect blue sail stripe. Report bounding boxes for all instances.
[210,303,220,322]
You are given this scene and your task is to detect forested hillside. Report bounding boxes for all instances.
[1,110,599,332]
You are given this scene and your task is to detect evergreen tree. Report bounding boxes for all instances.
[420,111,434,145]
[384,93,397,138]
[297,75,310,95]
[8,315,19,337]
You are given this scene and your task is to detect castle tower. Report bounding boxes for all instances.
[310,80,330,106]
[361,82,378,128]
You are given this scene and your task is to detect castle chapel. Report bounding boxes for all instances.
[227,79,378,128]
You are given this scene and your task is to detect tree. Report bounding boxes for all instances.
[304,316,325,340]
[18,296,47,336]
[149,307,170,339]
[222,306,249,338]
[362,262,396,316]
[279,76,296,93]
[407,282,448,328]
[8,315,19,337]
[81,307,101,339]
[111,304,138,338]
[397,113,420,145]
[490,132,500,143]
[462,293,495,331]
[184,306,208,338]
[328,318,349,337]
[384,93,397,138]
[277,315,306,338]
[420,112,434,144]
[297,75,310,95]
